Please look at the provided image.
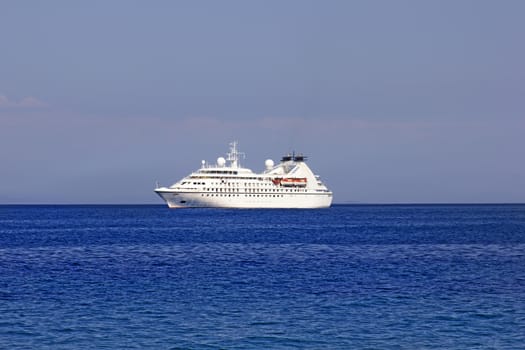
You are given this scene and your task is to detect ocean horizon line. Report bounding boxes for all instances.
[1,202,524,206]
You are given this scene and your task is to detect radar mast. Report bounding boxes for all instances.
[227,141,245,168]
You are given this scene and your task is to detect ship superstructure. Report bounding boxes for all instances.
[154,142,332,208]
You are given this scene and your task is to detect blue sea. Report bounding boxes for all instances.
[1,204,524,349]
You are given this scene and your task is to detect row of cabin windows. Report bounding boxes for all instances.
[202,194,286,198]
[198,170,239,175]
[182,182,309,192]
[207,188,306,193]
[185,181,276,187]
[192,175,261,179]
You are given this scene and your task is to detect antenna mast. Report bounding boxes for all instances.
[227,141,245,168]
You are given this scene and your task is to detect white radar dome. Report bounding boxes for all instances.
[265,159,274,170]
[217,157,226,167]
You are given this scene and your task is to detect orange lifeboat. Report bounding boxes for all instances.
[280,177,307,187]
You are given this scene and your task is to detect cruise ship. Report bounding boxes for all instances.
[154,142,333,208]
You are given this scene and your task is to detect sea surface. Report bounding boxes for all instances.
[1,204,524,349]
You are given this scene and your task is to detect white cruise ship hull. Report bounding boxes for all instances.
[155,189,332,209]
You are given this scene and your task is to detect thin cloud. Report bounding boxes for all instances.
[0,94,47,108]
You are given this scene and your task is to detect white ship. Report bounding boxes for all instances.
[154,142,333,208]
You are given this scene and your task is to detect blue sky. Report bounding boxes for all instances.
[1,1,524,204]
